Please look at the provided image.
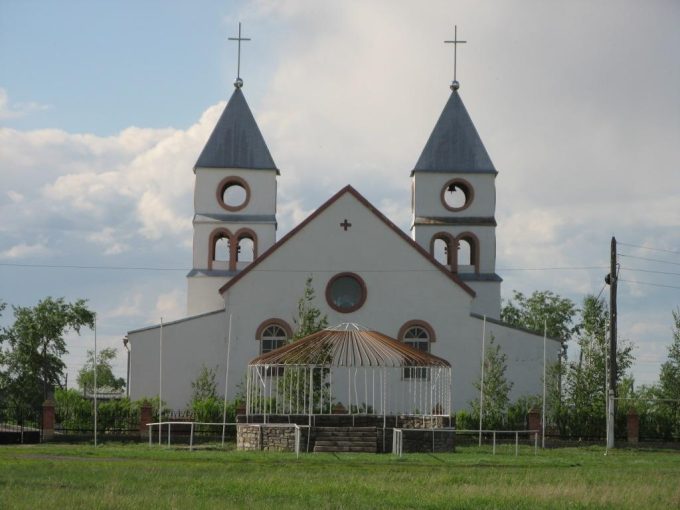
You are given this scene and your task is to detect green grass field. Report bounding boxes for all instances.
[0,444,678,509]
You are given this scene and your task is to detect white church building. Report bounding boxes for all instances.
[127,72,561,411]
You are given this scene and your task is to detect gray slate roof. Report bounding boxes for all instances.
[195,88,278,173]
[412,91,496,174]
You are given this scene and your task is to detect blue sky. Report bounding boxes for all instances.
[1,0,679,393]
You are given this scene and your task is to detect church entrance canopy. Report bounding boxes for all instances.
[245,323,452,418]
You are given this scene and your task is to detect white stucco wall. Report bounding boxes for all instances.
[412,172,496,219]
[128,310,227,409]
[186,277,228,316]
[131,190,560,411]
[193,167,277,216]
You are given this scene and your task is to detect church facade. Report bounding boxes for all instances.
[127,81,560,411]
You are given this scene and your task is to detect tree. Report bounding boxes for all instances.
[658,308,680,436]
[77,347,125,394]
[470,335,513,429]
[0,297,95,408]
[292,276,328,340]
[561,294,634,437]
[278,277,330,412]
[501,290,578,357]
[189,365,223,423]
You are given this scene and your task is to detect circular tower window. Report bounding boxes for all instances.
[217,176,250,211]
[441,178,474,211]
[326,273,367,313]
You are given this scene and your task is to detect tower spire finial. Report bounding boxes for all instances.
[444,25,467,91]
[228,22,251,89]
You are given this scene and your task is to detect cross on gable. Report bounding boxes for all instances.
[444,25,467,90]
[228,22,251,88]
[340,219,352,231]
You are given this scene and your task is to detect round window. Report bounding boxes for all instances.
[217,176,250,211]
[326,273,367,313]
[441,178,474,211]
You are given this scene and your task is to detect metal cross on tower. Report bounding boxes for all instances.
[444,25,467,91]
[229,22,251,89]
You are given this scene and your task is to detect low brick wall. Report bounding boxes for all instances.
[237,424,309,452]
[400,429,455,453]
[236,414,454,453]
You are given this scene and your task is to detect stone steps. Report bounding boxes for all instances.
[313,426,378,454]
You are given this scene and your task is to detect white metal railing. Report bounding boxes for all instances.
[392,428,540,457]
[145,421,308,458]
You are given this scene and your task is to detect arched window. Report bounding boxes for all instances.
[235,228,258,268]
[430,233,453,267]
[214,236,230,262]
[398,321,436,380]
[208,229,233,270]
[454,232,479,273]
[237,237,255,263]
[256,319,293,355]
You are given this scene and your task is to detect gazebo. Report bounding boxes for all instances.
[245,323,452,419]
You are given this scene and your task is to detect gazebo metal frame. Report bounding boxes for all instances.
[245,323,452,419]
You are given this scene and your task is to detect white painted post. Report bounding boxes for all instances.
[542,320,547,449]
[189,423,194,452]
[222,313,232,447]
[479,316,486,447]
[93,314,98,447]
[159,317,163,446]
[515,431,519,456]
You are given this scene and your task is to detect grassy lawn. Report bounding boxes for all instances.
[0,443,678,509]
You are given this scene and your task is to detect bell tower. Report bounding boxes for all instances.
[187,24,278,315]
[411,33,501,317]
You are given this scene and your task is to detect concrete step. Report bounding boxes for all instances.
[316,432,378,439]
[314,445,377,453]
[315,427,376,432]
[314,440,377,447]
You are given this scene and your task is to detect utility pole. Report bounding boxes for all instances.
[607,237,618,398]
[605,236,618,449]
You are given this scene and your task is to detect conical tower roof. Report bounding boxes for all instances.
[412,90,495,175]
[194,87,278,173]
[249,323,451,368]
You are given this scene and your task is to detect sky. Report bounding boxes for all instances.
[1,0,679,393]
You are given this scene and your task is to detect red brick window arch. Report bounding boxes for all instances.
[208,228,233,270]
[256,319,293,355]
[454,232,480,273]
[398,321,436,380]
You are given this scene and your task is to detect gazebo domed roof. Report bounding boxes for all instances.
[249,323,451,368]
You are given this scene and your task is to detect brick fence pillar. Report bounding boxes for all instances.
[627,409,640,444]
[42,398,55,441]
[527,408,541,433]
[140,403,153,439]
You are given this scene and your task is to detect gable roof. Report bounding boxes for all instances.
[194,88,278,173]
[219,185,475,297]
[412,90,496,175]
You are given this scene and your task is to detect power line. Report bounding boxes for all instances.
[618,254,680,267]
[619,278,680,290]
[0,262,186,271]
[621,266,680,277]
[498,266,607,272]
[0,262,609,273]
[618,242,680,256]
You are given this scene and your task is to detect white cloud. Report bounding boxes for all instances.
[88,227,129,255]
[0,88,49,120]
[152,289,185,324]
[0,242,50,260]
[6,190,24,203]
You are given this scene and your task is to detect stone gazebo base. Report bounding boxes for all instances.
[236,414,454,453]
